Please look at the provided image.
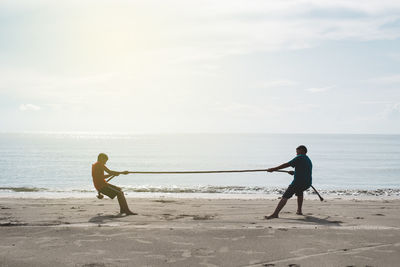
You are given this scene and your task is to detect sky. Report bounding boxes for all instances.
[1,0,400,134]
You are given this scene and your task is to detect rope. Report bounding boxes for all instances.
[125,169,290,174]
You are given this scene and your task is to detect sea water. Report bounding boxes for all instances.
[0,133,399,198]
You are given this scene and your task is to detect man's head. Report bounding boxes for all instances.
[296,145,307,155]
[97,153,109,164]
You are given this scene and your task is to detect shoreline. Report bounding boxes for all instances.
[1,190,400,200]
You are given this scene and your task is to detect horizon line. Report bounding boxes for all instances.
[0,131,399,136]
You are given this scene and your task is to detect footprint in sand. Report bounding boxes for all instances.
[330,220,343,224]
[81,263,106,267]
[373,214,385,216]
[161,214,175,221]
[288,264,300,267]
[355,217,364,219]
[193,215,215,220]
[192,248,215,257]
[153,200,177,203]
[0,222,27,227]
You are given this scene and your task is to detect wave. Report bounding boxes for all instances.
[123,186,400,196]
[123,186,272,194]
[0,187,47,192]
[1,186,400,196]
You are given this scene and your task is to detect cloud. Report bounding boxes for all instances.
[0,68,135,105]
[212,101,320,118]
[306,86,335,93]
[368,74,400,84]
[387,53,400,61]
[260,80,297,88]
[360,100,392,105]
[19,104,41,111]
[369,102,400,121]
[163,1,400,57]
[2,0,400,66]
[383,102,400,119]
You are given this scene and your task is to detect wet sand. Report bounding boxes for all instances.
[1,197,400,266]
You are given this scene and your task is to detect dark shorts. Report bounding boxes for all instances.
[282,184,310,199]
[99,184,122,199]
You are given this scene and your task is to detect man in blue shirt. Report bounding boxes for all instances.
[265,145,312,219]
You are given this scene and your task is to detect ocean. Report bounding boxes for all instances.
[0,133,399,198]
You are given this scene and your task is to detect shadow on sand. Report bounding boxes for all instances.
[286,215,343,226]
[88,214,124,224]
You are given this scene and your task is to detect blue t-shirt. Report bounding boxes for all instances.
[288,154,312,187]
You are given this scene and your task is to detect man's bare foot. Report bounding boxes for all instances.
[124,211,138,216]
[264,214,278,220]
[296,211,303,215]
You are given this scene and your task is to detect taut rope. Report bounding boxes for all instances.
[125,169,290,174]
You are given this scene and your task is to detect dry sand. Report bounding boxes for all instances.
[0,197,399,267]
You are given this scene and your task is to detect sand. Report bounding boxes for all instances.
[1,197,400,267]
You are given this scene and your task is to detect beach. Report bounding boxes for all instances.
[1,197,399,267]
[2,0,400,265]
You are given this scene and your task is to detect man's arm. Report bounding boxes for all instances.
[104,166,121,176]
[104,166,129,176]
[267,162,292,172]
